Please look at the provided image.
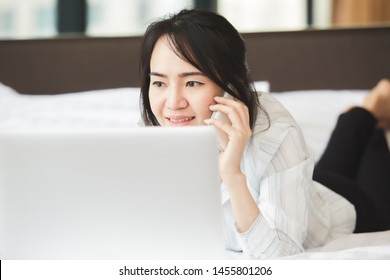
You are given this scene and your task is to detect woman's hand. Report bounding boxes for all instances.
[205,95,252,184]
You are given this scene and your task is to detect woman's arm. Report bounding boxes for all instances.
[205,95,260,232]
[206,95,311,259]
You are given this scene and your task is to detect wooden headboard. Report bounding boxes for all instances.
[0,27,389,94]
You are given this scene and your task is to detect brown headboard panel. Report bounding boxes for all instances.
[244,27,390,91]
[0,27,389,94]
[0,36,142,94]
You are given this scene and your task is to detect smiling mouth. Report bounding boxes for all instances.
[168,117,195,123]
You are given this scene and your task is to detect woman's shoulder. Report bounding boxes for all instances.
[249,92,311,165]
[253,92,302,136]
[244,92,314,189]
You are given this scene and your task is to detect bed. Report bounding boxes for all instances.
[0,26,389,260]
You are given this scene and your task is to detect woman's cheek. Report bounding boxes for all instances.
[149,96,163,121]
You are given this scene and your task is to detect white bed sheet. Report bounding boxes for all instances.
[1,82,389,259]
[227,230,390,259]
[282,230,390,260]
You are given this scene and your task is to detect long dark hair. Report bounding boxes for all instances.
[139,9,264,129]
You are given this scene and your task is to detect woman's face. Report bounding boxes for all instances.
[149,36,222,126]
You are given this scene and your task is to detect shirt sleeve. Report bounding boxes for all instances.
[236,124,313,259]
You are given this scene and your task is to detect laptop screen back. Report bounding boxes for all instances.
[0,126,225,259]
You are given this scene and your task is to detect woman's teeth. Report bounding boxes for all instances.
[170,117,194,123]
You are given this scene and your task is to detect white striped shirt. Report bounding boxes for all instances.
[222,92,356,259]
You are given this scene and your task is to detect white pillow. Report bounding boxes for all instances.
[0,83,141,129]
[271,90,367,161]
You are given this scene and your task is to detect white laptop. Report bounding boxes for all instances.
[0,126,225,259]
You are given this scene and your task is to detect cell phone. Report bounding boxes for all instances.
[211,92,233,152]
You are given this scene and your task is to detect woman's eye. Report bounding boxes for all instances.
[152,81,164,87]
[186,81,203,87]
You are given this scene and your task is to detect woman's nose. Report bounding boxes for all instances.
[166,87,188,110]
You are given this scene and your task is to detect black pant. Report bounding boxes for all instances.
[313,107,390,233]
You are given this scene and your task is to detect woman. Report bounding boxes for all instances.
[138,9,390,259]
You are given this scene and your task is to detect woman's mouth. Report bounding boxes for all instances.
[167,116,195,126]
